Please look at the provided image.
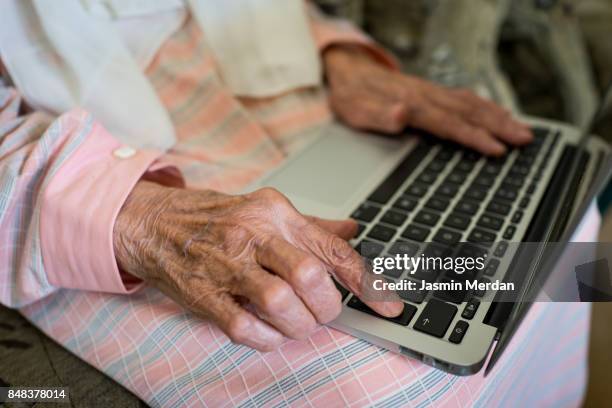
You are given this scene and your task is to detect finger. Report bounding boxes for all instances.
[295,221,404,317]
[409,104,507,156]
[330,89,408,134]
[189,290,285,352]
[431,89,533,145]
[306,216,358,240]
[256,237,342,323]
[237,266,319,340]
[465,106,533,146]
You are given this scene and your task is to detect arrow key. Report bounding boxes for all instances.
[413,298,457,338]
[449,321,469,344]
[461,298,480,319]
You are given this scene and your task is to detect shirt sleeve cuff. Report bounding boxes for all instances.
[308,3,400,71]
[40,118,183,294]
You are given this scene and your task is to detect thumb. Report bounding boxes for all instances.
[306,216,358,240]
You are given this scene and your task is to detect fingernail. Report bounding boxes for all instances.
[332,239,353,260]
[492,143,507,156]
[253,320,285,346]
[385,301,404,317]
[518,128,533,141]
[344,219,358,237]
[373,299,403,317]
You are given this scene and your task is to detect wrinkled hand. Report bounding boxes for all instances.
[114,181,403,351]
[324,45,533,156]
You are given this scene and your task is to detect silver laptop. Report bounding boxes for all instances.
[248,88,612,375]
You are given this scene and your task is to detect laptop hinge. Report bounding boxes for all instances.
[483,144,588,329]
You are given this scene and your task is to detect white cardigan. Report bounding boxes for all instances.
[0,0,321,149]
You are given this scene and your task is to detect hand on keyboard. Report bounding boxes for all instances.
[323,44,534,156]
[113,182,404,351]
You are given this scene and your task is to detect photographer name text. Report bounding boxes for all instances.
[372,278,514,291]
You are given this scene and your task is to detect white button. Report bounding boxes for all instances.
[113,146,136,159]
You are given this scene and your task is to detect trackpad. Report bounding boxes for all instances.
[262,126,406,208]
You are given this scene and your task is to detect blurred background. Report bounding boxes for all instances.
[314,0,611,127]
[1,0,611,406]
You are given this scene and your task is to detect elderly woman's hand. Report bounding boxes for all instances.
[324,45,533,156]
[113,181,403,351]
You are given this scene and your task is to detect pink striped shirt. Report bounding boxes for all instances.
[0,10,597,407]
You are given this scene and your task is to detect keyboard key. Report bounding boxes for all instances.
[456,244,488,264]
[526,183,537,194]
[356,240,385,259]
[393,196,418,212]
[405,183,429,197]
[478,214,504,231]
[433,229,462,245]
[494,241,508,257]
[531,126,549,142]
[503,225,516,240]
[348,296,417,326]
[455,160,475,173]
[445,269,476,283]
[509,163,530,177]
[388,241,419,256]
[504,175,524,188]
[398,283,428,303]
[383,265,404,279]
[486,201,511,216]
[426,160,447,173]
[413,299,458,338]
[511,210,523,223]
[532,170,543,182]
[356,224,366,238]
[454,200,479,215]
[381,210,408,226]
[464,187,487,201]
[423,243,452,258]
[411,265,440,282]
[368,143,432,204]
[332,278,349,300]
[517,147,538,159]
[521,144,540,157]
[352,203,381,222]
[435,279,467,304]
[446,172,467,184]
[495,186,518,202]
[500,182,519,192]
[484,259,500,276]
[473,174,495,188]
[462,298,480,319]
[474,278,490,297]
[515,155,535,166]
[402,224,430,242]
[436,183,459,198]
[367,224,397,242]
[414,210,440,226]
[425,196,450,212]
[462,151,481,161]
[418,171,438,184]
[472,285,485,298]
[444,213,471,231]
[467,228,496,244]
[435,148,455,161]
[481,162,502,176]
[519,197,530,209]
[449,321,469,344]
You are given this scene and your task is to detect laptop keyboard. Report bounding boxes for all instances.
[341,127,559,344]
